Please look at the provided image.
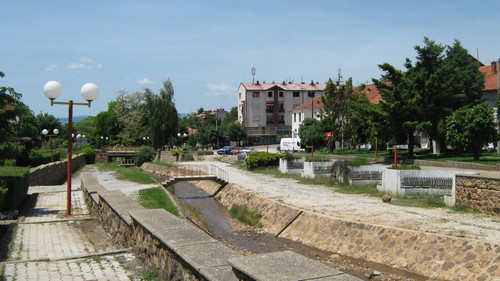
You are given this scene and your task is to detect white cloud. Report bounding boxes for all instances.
[67,57,102,69]
[137,78,154,85]
[45,64,58,71]
[204,83,236,96]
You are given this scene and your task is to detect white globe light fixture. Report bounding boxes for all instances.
[42,129,49,135]
[53,129,59,135]
[81,83,99,104]
[43,81,63,101]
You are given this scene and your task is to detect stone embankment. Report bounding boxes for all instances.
[172,172,499,281]
[29,154,86,186]
[81,172,361,281]
[456,175,500,215]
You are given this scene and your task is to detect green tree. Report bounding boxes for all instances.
[445,103,498,160]
[298,118,326,149]
[93,103,120,147]
[320,78,359,151]
[347,91,384,149]
[144,79,178,149]
[113,90,148,145]
[226,123,247,145]
[35,112,62,134]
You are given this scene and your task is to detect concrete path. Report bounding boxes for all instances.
[0,168,145,281]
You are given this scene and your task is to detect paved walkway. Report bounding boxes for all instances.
[0,167,148,281]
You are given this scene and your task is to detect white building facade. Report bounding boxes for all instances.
[237,81,326,145]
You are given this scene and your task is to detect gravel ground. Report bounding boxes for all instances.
[184,158,500,243]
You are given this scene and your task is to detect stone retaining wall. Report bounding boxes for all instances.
[189,180,500,281]
[415,160,500,171]
[455,175,500,215]
[80,172,355,281]
[29,154,86,186]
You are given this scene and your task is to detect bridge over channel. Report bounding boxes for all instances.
[160,164,229,197]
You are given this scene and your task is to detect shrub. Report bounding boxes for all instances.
[348,157,370,166]
[229,204,262,226]
[28,150,54,167]
[80,146,96,164]
[281,152,300,161]
[135,146,156,166]
[245,152,281,170]
[0,166,29,211]
[389,164,421,170]
[305,155,330,162]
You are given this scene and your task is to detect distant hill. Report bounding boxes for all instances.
[59,115,92,124]
[60,113,189,124]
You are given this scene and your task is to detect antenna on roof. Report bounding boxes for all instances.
[251,67,256,83]
[336,68,343,86]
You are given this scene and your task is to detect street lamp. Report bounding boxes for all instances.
[177,133,187,147]
[43,81,99,216]
[42,128,59,162]
[142,136,150,145]
[101,136,109,148]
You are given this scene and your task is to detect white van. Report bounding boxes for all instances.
[277,138,303,152]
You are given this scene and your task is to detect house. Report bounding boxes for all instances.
[479,60,499,114]
[237,81,326,145]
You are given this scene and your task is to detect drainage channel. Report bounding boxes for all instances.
[172,181,427,281]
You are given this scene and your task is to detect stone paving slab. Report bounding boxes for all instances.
[2,254,134,281]
[228,250,352,281]
[21,191,88,223]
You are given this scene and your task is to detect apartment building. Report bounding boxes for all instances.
[237,81,326,145]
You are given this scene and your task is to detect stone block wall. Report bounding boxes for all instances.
[29,154,86,186]
[189,179,500,281]
[456,175,500,215]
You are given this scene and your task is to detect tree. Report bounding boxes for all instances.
[226,123,247,145]
[35,112,62,134]
[298,118,326,149]
[113,90,148,145]
[320,78,359,151]
[346,92,384,149]
[445,103,498,160]
[93,103,120,147]
[144,79,178,149]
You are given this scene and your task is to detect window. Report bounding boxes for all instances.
[293,92,300,97]
[252,92,260,98]
[268,91,273,97]
[299,113,302,122]
[279,91,284,97]
[308,91,315,98]
[252,103,260,110]
[252,116,260,121]
[239,93,241,99]
[293,113,296,122]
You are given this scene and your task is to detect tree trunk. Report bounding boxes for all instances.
[407,130,414,158]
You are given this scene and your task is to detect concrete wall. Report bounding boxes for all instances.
[455,175,500,215]
[189,179,500,281]
[29,154,86,186]
[415,160,500,171]
[378,169,478,197]
[278,159,304,175]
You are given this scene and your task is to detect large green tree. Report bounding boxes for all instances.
[298,118,326,149]
[113,90,148,145]
[144,79,178,149]
[445,103,498,160]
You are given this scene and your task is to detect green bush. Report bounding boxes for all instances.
[229,204,262,226]
[0,166,29,211]
[348,157,370,166]
[305,155,330,162]
[28,150,53,167]
[389,164,421,170]
[0,180,8,211]
[281,152,300,161]
[81,146,96,164]
[135,146,156,166]
[245,152,281,170]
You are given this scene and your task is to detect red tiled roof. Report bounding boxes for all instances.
[293,95,324,110]
[241,82,326,91]
[479,63,499,91]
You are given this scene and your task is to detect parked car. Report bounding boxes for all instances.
[217,146,235,155]
[230,147,243,154]
[240,147,255,154]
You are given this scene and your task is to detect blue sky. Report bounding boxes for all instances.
[2,0,499,118]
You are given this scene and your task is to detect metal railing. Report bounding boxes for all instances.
[401,177,452,189]
[169,164,229,183]
[349,171,383,180]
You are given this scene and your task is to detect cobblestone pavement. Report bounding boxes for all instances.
[0,168,145,281]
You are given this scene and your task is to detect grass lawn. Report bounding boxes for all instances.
[95,163,157,184]
[138,187,179,217]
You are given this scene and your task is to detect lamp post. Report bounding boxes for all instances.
[42,128,59,162]
[177,133,187,147]
[142,136,150,146]
[101,136,109,149]
[43,81,99,216]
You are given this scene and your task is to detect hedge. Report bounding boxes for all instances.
[245,151,281,170]
[28,150,61,167]
[0,166,30,211]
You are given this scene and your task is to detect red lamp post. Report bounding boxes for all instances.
[43,81,99,216]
